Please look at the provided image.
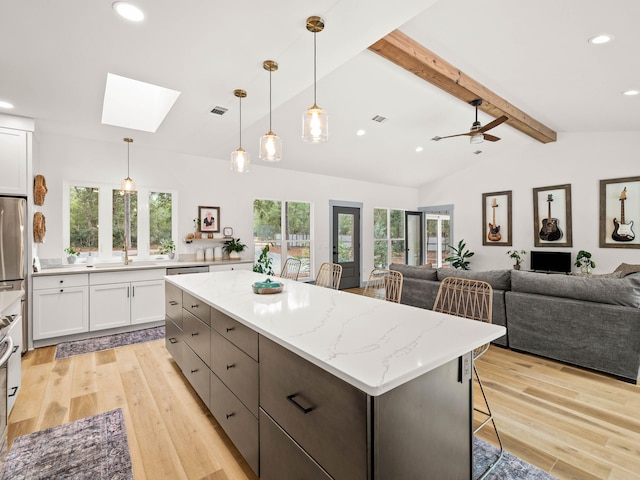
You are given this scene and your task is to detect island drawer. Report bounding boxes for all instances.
[210,308,258,360]
[183,292,210,326]
[260,409,332,480]
[182,310,211,365]
[210,371,259,475]
[259,336,368,480]
[165,282,182,325]
[165,317,183,368]
[210,329,258,417]
[33,274,88,290]
[182,343,210,409]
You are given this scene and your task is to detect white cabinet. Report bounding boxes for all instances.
[0,127,27,195]
[89,269,165,332]
[7,316,22,414]
[32,274,89,340]
[209,262,253,273]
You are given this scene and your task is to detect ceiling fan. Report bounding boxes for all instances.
[432,99,508,144]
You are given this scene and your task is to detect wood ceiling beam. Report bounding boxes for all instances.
[368,30,557,144]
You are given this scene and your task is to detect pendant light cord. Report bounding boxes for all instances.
[269,68,273,131]
[313,31,317,105]
[127,141,130,177]
[239,95,242,147]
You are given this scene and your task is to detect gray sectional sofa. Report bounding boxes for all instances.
[389,264,640,383]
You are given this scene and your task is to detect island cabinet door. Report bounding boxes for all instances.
[165,282,183,326]
[259,336,368,480]
[183,291,211,326]
[182,310,211,366]
[165,317,183,369]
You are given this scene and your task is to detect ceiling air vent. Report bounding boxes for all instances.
[210,106,228,115]
[371,115,387,123]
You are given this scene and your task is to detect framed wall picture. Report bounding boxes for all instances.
[599,176,640,248]
[533,184,572,247]
[199,206,220,233]
[482,191,512,246]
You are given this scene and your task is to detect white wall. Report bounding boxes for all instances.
[418,131,640,273]
[34,132,419,281]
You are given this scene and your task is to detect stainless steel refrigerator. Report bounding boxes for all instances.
[0,197,26,352]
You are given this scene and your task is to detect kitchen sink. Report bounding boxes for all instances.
[94,260,161,268]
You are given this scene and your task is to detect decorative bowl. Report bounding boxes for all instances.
[252,278,284,295]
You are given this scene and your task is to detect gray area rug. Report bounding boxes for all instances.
[55,325,165,359]
[1,408,133,480]
[474,437,556,479]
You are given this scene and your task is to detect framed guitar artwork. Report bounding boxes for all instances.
[599,176,640,249]
[533,184,573,247]
[482,191,512,246]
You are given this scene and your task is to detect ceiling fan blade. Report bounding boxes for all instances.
[432,132,472,141]
[478,115,508,133]
[483,133,501,142]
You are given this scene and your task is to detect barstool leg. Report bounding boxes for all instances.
[473,363,503,480]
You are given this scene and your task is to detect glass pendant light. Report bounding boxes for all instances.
[231,89,250,173]
[259,60,282,162]
[302,16,328,143]
[120,137,136,193]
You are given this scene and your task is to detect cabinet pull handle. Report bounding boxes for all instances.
[191,304,198,309]
[226,327,235,332]
[191,332,199,336]
[169,301,178,306]
[132,286,135,297]
[226,364,235,370]
[287,394,314,414]
[127,287,130,298]
[59,280,63,284]
[169,337,178,344]
[190,369,198,374]
[226,413,235,419]
[11,345,18,354]
[60,289,64,293]
[8,386,18,397]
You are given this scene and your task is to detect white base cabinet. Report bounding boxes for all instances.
[7,316,22,414]
[32,274,89,340]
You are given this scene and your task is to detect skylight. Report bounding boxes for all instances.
[101,73,181,133]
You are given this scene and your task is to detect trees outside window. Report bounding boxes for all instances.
[374,208,405,268]
[69,186,99,253]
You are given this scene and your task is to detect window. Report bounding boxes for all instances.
[253,199,312,279]
[65,182,176,260]
[424,212,451,268]
[373,208,405,268]
[69,186,99,253]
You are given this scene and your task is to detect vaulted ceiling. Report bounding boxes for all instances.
[1,0,639,188]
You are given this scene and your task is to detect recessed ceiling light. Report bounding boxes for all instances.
[415,146,423,152]
[113,2,144,22]
[622,89,639,96]
[588,34,613,44]
[356,129,366,136]
[0,100,14,109]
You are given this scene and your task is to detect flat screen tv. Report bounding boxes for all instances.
[530,251,572,273]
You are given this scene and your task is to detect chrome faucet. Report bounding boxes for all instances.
[123,243,132,265]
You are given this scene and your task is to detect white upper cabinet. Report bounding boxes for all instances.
[0,127,27,195]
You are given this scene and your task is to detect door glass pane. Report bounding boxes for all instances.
[441,219,451,267]
[338,213,354,262]
[69,186,99,253]
[406,215,421,266]
[149,192,172,252]
[425,218,438,266]
[113,190,138,255]
[286,202,311,279]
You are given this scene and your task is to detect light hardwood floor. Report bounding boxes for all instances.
[8,336,640,479]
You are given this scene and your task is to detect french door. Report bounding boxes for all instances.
[331,206,360,289]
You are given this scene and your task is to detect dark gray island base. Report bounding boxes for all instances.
[165,271,504,479]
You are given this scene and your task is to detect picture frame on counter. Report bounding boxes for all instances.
[199,206,220,233]
[482,190,512,246]
[599,176,640,248]
[533,184,572,247]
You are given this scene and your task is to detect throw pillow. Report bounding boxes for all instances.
[614,263,640,277]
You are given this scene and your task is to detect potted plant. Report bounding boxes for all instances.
[158,239,176,259]
[193,218,202,239]
[506,249,526,270]
[575,250,595,274]
[253,244,274,275]
[64,247,80,264]
[224,237,246,260]
[445,239,474,270]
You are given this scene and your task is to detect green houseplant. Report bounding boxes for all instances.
[445,239,474,270]
[224,238,247,259]
[64,247,80,264]
[253,244,274,275]
[158,239,176,259]
[506,249,526,270]
[575,250,595,274]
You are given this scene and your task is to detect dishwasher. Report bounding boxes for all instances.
[166,266,209,275]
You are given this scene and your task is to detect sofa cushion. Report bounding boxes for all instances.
[511,270,640,308]
[436,268,511,291]
[389,263,438,281]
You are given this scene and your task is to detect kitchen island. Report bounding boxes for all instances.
[165,270,505,479]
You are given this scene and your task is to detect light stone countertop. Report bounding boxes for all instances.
[33,259,253,276]
[167,270,505,397]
